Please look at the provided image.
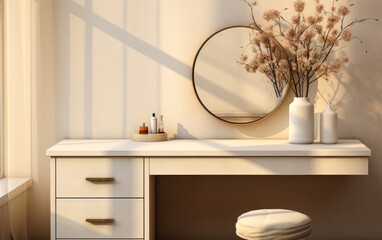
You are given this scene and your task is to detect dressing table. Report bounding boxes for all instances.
[47,139,370,240]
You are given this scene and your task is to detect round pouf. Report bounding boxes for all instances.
[235,209,312,240]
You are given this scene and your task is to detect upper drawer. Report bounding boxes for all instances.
[56,157,143,197]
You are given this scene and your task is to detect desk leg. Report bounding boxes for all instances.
[145,157,155,240]
[50,157,56,240]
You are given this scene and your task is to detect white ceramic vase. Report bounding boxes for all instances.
[289,97,314,144]
[320,102,337,144]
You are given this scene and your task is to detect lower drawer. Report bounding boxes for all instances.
[56,199,143,239]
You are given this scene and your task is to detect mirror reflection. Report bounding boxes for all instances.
[192,26,289,124]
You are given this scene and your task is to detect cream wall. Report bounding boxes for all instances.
[31,0,382,239]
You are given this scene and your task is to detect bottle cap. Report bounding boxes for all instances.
[152,113,155,117]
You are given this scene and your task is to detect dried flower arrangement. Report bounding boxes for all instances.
[239,0,378,97]
[239,29,290,98]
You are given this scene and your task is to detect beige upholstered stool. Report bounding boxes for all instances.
[236,209,312,240]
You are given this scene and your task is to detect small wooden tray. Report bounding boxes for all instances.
[132,133,168,142]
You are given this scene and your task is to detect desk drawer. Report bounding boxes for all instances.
[149,157,369,175]
[56,199,144,239]
[56,157,143,197]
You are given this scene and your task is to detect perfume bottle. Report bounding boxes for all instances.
[158,115,164,133]
[139,123,148,134]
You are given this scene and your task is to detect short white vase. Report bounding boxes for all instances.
[320,102,337,144]
[289,97,314,144]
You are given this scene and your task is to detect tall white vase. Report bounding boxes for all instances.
[289,97,314,144]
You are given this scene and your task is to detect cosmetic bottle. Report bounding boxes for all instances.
[151,113,157,134]
[139,123,148,134]
[158,115,164,133]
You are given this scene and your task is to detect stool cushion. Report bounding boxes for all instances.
[236,209,311,240]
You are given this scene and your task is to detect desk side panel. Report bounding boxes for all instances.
[50,157,56,240]
[144,157,156,240]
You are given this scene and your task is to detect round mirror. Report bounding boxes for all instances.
[192,26,290,124]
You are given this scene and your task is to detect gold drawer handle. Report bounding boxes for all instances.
[86,218,115,224]
[85,177,115,182]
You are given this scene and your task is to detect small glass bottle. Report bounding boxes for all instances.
[139,122,148,134]
[158,115,164,133]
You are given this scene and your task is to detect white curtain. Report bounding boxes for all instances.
[0,192,28,240]
[0,0,32,239]
[4,0,32,177]
[9,192,28,240]
[0,204,11,240]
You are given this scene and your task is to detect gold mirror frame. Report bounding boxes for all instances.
[191,25,291,124]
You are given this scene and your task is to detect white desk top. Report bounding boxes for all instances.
[46,139,371,157]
